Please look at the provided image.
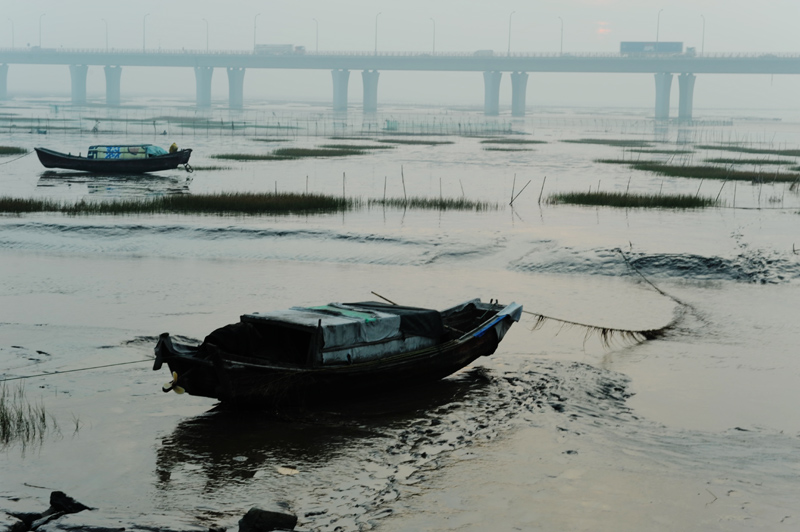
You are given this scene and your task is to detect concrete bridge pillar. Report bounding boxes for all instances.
[0,64,8,100]
[654,72,673,120]
[194,66,214,108]
[678,73,696,122]
[104,66,122,106]
[69,65,88,105]
[510,71,528,117]
[227,67,245,109]
[331,69,350,112]
[362,70,380,113]
[483,71,502,116]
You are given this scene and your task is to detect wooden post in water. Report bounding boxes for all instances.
[401,165,407,204]
[537,176,547,205]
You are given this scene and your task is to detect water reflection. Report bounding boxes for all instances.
[37,171,191,196]
[155,370,491,493]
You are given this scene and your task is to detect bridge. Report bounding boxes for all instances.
[1,48,799,119]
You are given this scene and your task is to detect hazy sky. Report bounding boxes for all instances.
[4,0,800,110]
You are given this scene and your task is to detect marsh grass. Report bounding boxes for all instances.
[704,158,794,165]
[483,147,533,152]
[628,149,694,154]
[318,144,395,150]
[563,139,652,148]
[272,147,368,157]
[0,383,57,448]
[630,162,800,182]
[696,145,800,157]
[190,165,233,171]
[210,153,295,161]
[376,139,455,146]
[0,192,499,215]
[328,136,379,141]
[211,147,371,160]
[369,196,498,211]
[0,193,355,215]
[251,138,291,143]
[479,138,546,145]
[0,146,28,156]
[548,191,718,208]
[596,160,800,182]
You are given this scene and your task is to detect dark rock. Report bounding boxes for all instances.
[0,512,28,532]
[31,511,65,529]
[48,492,92,515]
[6,512,42,528]
[238,508,297,532]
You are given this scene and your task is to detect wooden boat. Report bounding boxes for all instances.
[34,144,192,174]
[154,299,522,405]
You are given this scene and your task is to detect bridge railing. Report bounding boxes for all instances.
[0,47,798,59]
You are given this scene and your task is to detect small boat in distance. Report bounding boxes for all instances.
[34,144,192,174]
[154,299,522,405]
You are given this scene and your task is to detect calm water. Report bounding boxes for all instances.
[1,98,799,531]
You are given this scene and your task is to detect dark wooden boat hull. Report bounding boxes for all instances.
[154,301,521,405]
[35,147,192,174]
[156,331,501,405]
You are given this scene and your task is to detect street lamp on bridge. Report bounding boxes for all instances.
[202,18,209,52]
[656,8,663,44]
[39,13,45,48]
[102,19,108,52]
[254,13,260,49]
[313,18,319,53]
[507,11,515,56]
[143,13,150,52]
[701,15,706,54]
[430,18,436,54]
[374,12,382,55]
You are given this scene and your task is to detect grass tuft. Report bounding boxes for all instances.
[190,165,233,171]
[595,160,800,182]
[0,192,498,215]
[376,139,455,146]
[548,191,718,208]
[369,196,498,211]
[562,139,652,148]
[480,138,546,145]
[704,158,794,165]
[318,144,395,150]
[210,153,295,161]
[1,383,58,448]
[628,149,694,154]
[272,147,367,158]
[696,145,800,157]
[629,162,800,182]
[0,146,28,156]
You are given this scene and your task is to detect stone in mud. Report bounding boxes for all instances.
[0,512,27,532]
[238,507,298,532]
[48,492,92,515]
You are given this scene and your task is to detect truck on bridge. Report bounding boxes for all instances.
[620,41,683,55]
[254,44,306,55]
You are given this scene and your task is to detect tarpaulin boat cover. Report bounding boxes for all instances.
[241,302,442,351]
[88,144,168,159]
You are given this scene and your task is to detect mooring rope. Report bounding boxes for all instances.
[0,359,152,383]
[0,151,33,166]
